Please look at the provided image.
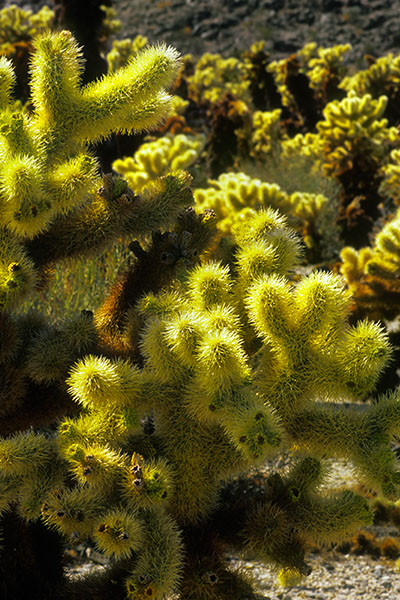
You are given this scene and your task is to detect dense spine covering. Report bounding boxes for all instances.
[1,20,400,600]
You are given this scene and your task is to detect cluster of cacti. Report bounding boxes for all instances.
[340,52,400,100]
[317,94,397,176]
[186,52,251,105]
[175,40,400,251]
[267,42,350,110]
[193,172,329,252]
[299,42,351,100]
[106,35,148,73]
[0,4,54,55]
[1,5,400,599]
[112,132,206,190]
[144,42,360,249]
[340,207,400,320]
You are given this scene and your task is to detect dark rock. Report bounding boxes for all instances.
[322,0,343,9]
[273,37,299,53]
[5,0,400,67]
[364,13,387,30]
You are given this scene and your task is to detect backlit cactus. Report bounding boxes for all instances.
[301,42,351,101]
[0,30,189,310]
[340,53,400,100]
[0,4,54,55]
[340,208,400,320]
[2,204,399,599]
[1,20,400,600]
[193,172,329,248]
[317,93,397,176]
[186,51,251,105]
[112,133,206,190]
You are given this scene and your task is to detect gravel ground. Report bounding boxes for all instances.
[65,546,400,600]
[7,0,400,63]
[114,0,400,63]
[64,459,400,599]
[235,551,400,600]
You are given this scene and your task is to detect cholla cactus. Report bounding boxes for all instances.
[340,208,400,320]
[317,93,397,176]
[249,108,285,158]
[0,4,54,55]
[187,52,251,105]
[194,172,329,248]
[241,40,282,111]
[0,29,195,439]
[380,148,400,202]
[106,35,148,72]
[0,30,190,311]
[301,43,351,101]
[267,57,296,110]
[280,132,324,162]
[194,173,292,233]
[99,3,122,41]
[316,92,399,245]
[112,133,206,190]
[340,53,400,100]
[1,207,399,599]
[267,43,350,111]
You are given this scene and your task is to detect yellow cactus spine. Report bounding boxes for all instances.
[186,261,232,310]
[0,31,180,235]
[124,508,183,600]
[67,354,143,411]
[30,33,180,148]
[0,56,15,107]
[112,133,206,190]
[93,508,144,559]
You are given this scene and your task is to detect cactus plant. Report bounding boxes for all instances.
[1,20,400,600]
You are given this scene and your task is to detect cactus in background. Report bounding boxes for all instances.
[0,4,54,55]
[106,35,149,72]
[112,133,206,190]
[300,42,351,103]
[248,108,285,158]
[193,172,329,253]
[340,206,400,321]
[316,93,399,246]
[267,42,350,112]
[340,53,400,124]
[186,52,251,105]
[380,148,400,202]
[340,53,400,97]
[317,94,396,178]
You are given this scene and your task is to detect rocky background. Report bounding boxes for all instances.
[115,0,400,65]
[7,0,400,64]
